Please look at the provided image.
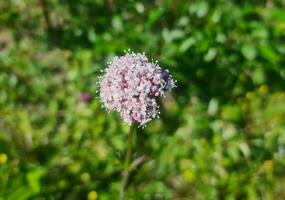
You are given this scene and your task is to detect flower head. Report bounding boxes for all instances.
[99,51,176,126]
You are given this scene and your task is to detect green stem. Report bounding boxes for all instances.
[125,126,134,169]
[119,125,135,200]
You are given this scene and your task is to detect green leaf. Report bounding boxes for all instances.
[88,28,96,43]
[26,168,45,193]
[189,1,209,18]
[241,44,257,60]
[208,98,219,115]
[112,16,123,32]
[259,44,279,64]
[179,37,195,52]
[204,48,217,62]
[252,67,266,84]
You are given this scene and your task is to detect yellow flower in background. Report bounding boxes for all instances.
[246,91,255,100]
[87,191,98,200]
[0,153,8,165]
[239,73,246,81]
[58,180,67,189]
[80,172,91,183]
[183,169,195,182]
[262,160,273,173]
[258,84,268,94]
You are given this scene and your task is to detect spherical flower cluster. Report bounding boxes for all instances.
[99,51,176,126]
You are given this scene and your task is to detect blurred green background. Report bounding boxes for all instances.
[1,0,285,199]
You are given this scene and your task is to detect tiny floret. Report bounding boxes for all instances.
[99,51,176,126]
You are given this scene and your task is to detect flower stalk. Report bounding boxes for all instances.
[119,125,135,200]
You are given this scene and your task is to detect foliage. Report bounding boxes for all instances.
[1,0,285,199]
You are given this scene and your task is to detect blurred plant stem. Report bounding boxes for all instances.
[39,0,52,31]
[119,125,135,200]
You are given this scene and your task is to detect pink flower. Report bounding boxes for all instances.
[99,51,176,126]
[80,92,91,103]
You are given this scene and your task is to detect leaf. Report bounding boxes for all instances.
[252,67,266,84]
[26,168,45,193]
[189,1,209,18]
[88,28,96,43]
[179,37,195,52]
[241,44,257,60]
[204,48,217,62]
[112,16,123,32]
[208,98,219,115]
[239,142,250,157]
[259,44,279,64]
